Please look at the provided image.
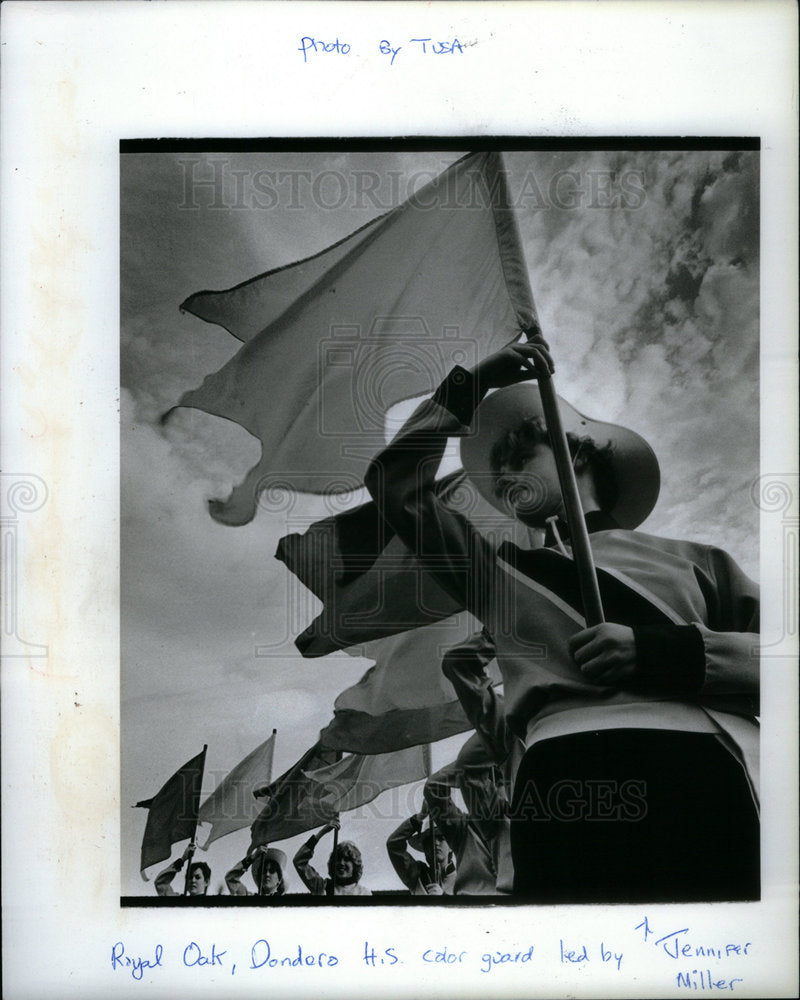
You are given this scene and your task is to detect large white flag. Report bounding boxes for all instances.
[319,613,502,754]
[166,151,537,524]
[197,734,275,846]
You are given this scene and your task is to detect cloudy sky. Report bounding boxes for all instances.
[120,147,759,895]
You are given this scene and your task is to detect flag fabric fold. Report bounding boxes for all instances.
[249,742,340,849]
[166,150,538,524]
[275,471,470,655]
[135,747,206,876]
[197,734,275,847]
[303,745,429,813]
[276,471,530,656]
[319,613,503,754]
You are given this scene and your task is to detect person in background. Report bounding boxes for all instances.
[424,735,510,895]
[441,630,523,894]
[386,800,455,895]
[293,819,371,896]
[155,842,211,897]
[225,845,288,897]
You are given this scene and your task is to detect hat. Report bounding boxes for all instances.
[253,847,287,881]
[459,383,659,530]
[409,822,448,854]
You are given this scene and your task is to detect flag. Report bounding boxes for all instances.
[276,471,531,656]
[197,733,275,847]
[304,745,428,813]
[319,613,503,754]
[276,471,467,655]
[165,150,538,524]
[135,746,206,876]
[249,742,340,848]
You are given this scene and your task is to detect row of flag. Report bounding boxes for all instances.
[137,150,534,879]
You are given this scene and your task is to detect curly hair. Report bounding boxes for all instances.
[489,415,619,513]
[328,841,364,883]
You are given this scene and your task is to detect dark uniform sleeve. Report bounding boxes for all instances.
[154,857,182,897]
[423,767,468,858]
[386,816,425,891]
[441,629,510,762]
[293,836,327,896]
[364,367,498,622]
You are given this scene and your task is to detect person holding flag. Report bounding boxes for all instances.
[364,335,760,903]
[440,630,522,894]
[225,845,288,897]
[293,820,371,896]
[386,801,455,895]
[154,842,211,897]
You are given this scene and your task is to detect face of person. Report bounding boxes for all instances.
[425,834,450,872]
[258,861,281,894]
[496,443,564,527]
[334,852,355,883]
[188,868,209,895]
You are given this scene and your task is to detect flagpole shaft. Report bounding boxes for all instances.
[328,820,339,898]
[536,373,605,626]
[430,815,439,886]
[495,143,604,627]
[184,744,208,896]
[258,729,277,897]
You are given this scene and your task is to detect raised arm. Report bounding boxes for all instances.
[441,629,510,763]
[364,339,553,618]
[225,846,261,896]
[423,765,469,859]
[154,857,182,897]
[293,822,336,896]
[386,811,427,891]
[154,842,193,897]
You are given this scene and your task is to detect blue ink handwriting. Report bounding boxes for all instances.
[363,942,400,967]
[560,940,589,964]
[676,969,745,991]
[379,37,465,64]
[558,940,623,969]
[110,942,164,981]
[183,941,226,968]
[422,945,467,965]
[250,939,339,970]
[481,946,534,973]
[298,36,351,63]
[635,917,751,962]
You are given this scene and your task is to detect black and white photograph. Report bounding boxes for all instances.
[2,3,797,998]
[121,143,761,904]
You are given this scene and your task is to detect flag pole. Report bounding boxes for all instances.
[258,729,277,896]
[328,816,340,898]
[422,744,439,887]
[183,744,208,896]
[327,749,343,899]
[489,150,605,626]
[534,366,605,626]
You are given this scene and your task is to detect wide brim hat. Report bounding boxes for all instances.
[253,847,288,880]
[409,823,447,854]
[459,383,660,530]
